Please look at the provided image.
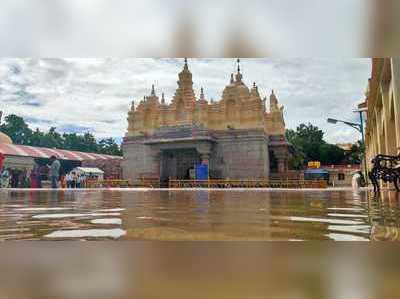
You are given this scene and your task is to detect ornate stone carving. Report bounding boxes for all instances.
[125,59,286,138]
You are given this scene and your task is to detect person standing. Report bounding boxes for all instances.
[71,172,77,188]
[30,163,41,188]
[65,172,71,188]
[10,169,20,188]
[352,171,362,190]
[49,156,61,189]
[76,174,82,188]
[0,168,10,188]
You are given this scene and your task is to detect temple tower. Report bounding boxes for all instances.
[172,58,197,123]
[122,59,291,182]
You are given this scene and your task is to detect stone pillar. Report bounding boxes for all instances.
[149,148,161,178]
[200,153,210,165]
[197,143,212,165]
[273,149,288,174]
[277,157,286,173]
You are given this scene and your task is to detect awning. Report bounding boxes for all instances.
[73,167,104,174]
[0,143,122,161]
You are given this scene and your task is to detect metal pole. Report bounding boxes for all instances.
[359,111,368,185]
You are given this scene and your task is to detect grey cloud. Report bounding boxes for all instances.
[0,58,370,143]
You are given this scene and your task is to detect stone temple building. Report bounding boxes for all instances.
[363,58,400,168]
[122,59,290,183]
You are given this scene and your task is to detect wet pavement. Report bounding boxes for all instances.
[0,188,399,241]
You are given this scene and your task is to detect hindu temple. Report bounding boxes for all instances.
[122,59,290,184]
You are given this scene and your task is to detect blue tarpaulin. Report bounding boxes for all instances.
[304,169,329,180]
[195,164,209,180]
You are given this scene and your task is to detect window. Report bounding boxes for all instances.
[338,173,345,181]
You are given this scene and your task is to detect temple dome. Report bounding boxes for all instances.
[0,132,12,144]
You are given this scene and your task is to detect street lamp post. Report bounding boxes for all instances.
[327,108,368,185]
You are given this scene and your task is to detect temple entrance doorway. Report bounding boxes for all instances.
[160,148,200,187]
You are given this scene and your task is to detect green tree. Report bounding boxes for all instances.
[319,143,345,165]
[286,123,348,168]
[31,128,45,147]
[40,127,64,148]
[0,113,122,156]
[286,129,305,169]
[82,132,99,153]
[98,138,122,155]
[343,141,362,164]
[0,114,32,145]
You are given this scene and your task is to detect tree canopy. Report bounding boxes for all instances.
[286,123,361,169]
[0,114,122,156]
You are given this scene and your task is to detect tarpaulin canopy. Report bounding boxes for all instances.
[0,143,122,161]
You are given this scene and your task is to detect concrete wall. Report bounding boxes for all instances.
[212,130,270,179]
[122,129,271,181]
[122,141,160,180]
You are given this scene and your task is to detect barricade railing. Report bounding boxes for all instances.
[84,178,327,189]
[168,179,327,189]
[85,179,130,188]
[133,177,160,188]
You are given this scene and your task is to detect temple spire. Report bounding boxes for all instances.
[161,92,165,104]
[235,58,243,82]
[230,73,234,84]
[183,58,189,71]
[151,84,156,96]
[200,87,205,100]
[270,89,279,111]
[130,100,135,111]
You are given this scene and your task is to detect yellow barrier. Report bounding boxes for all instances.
[85,178,327,189]
[169,179,327,189]
[86,179,130,188]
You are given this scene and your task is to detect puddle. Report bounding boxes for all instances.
[91,218,122,225]
[45,228,126,239]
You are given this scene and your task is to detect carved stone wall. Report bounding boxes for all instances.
[122,127,270,181]
[126,59,286,138]
[122,59,289,182]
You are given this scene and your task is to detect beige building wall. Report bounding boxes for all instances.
[125,59,286,138]
[365,58,400,172]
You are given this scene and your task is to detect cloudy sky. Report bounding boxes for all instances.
[0,58,370,144]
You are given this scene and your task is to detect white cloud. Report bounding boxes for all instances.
[0,58,370,143]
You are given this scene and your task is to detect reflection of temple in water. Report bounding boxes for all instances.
[122,59,290,183]
[120,190,271,240]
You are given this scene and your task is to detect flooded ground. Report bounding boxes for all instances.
[0,188,399,241]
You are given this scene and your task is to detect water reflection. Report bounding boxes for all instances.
[0,189,400,240]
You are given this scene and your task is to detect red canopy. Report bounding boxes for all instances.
[0,143,122,162]
[0,152,4,169]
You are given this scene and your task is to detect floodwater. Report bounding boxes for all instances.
[0,188,400,241]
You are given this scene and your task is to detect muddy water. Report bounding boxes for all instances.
[0,189,399,241]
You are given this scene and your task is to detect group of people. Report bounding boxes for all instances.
[0,155,61,189]
[65,172,87,188]
[0,155,93,189]
[46,155,90,189]
[0,168,30,188]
